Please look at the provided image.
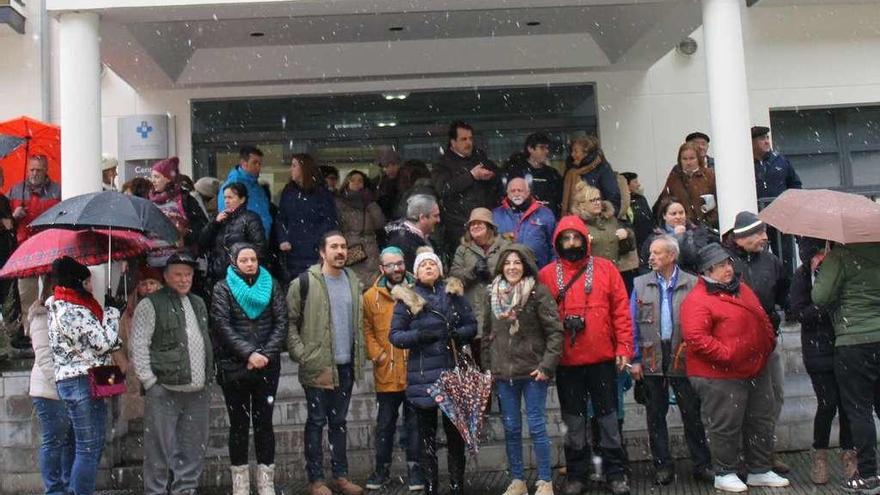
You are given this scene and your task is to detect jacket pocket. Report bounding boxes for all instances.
[635,300,655,324]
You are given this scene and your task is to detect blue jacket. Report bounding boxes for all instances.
[492,198,556,268]
[389,280,477,409]
[754,151,802,201]
[218,166,272,236]
[273,181,338,281]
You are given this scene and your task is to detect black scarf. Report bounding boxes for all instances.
[509,196,533,213]
[703,275,741,295]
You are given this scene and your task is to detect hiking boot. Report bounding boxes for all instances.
[842,449,859,481]
[535,480,554,495]
[810,448,829,485]
[692,466,715,483]
[407,464,424,492]
[308,481,332,495]
[714,473,747,493]
[608,477,630,495]
[654,466,674,485]
[746,471,790,487]
[502,479,528,495]
[330,478,364,495]
[364,471,389,490]
[561,479,585,495]
[772,454,791,474]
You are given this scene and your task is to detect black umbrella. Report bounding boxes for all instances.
[29,191,179,242]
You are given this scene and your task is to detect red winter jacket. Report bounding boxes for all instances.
[8,180,61,243]
[681,278,776,379]
[537,215,633,366]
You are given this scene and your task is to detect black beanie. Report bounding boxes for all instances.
[52,256,91,290]
[228,242,259,264]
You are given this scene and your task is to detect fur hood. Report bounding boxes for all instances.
[391,276,464,315]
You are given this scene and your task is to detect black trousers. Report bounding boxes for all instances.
[416,407,465,495]
[557,361,627,482]
[643,341,710,472]
[835,343,880,478]
[808,369,853,450]
[219,366,281,466]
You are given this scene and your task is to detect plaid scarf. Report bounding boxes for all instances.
[489,275,535,335]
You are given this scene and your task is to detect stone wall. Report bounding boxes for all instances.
[0,323,844,493]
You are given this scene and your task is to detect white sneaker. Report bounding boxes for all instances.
[502,479,529,495]
[747,471,790,487]
[714,473,748,493]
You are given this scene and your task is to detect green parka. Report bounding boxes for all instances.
[812,243,880,347]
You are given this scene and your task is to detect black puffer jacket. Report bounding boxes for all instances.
[640,223,716,275]
[210,268,288,377]
[199,206,267,281]
[790,265,834,372]
[726,241,790,332]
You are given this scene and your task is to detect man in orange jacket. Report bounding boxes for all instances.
[363,246,423,491]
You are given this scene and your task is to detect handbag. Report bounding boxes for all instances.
[345,208,369,266]
[87,365,126,399]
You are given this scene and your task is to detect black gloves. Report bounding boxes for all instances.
[418,326,448,344]
[474,257,492,282]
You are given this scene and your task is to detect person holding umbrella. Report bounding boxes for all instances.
[9,154,61,346]
[481,244,563,495]
[390,248,477,495]
[46,256,122,495]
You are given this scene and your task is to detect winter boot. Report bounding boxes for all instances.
[810,449,829,485]
[231,465,250,495]
[841,449,859,481]
[256,464,276,495]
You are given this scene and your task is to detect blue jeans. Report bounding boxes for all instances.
[33,397,75,495]
[496,378,552,481]
[56,375,107,495]
[374,391,420,472]
[303,365,354,482]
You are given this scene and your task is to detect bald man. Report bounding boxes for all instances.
[492,178,557,267]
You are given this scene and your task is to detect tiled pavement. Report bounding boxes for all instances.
[84,450,850,494]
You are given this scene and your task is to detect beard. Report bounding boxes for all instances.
[559,245,587,262]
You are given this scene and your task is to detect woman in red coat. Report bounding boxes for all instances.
[682,243,786,493]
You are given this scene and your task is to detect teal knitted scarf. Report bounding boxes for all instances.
[226,266,273,319]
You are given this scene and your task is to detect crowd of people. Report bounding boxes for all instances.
[1,119,878,495]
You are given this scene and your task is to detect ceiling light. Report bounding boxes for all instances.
[249,31,265,38]
[382,92,409,101]
[376,122,398,128]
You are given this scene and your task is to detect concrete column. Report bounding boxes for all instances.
[701,0,757,235]
[59,12,102,199]
[59,12,107,301]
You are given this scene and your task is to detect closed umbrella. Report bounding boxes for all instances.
[29,190,178,242]
[758,189,880,244]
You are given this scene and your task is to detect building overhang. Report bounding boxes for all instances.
[47,0,705,91]
[0,0,26,35]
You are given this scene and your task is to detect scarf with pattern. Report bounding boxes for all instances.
[489,275,535,335]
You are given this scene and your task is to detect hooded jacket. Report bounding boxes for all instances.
[389,278,477,409]
[681,278,776,379]
[481,244,563,380]
[210,267,288,381]
[431,148,501,247]
[363,273,415,393]
[536,216,633,367]
[812,243,880,347]
[492,198,557,268]
[218,166,273,236]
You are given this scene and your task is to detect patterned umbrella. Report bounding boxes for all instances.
[0,228,159,278]
[428,345,493,453]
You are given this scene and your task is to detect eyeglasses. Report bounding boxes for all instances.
[381,261,406,270]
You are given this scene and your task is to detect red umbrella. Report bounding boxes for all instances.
[0,228,157,279]
[0,116,61,193]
